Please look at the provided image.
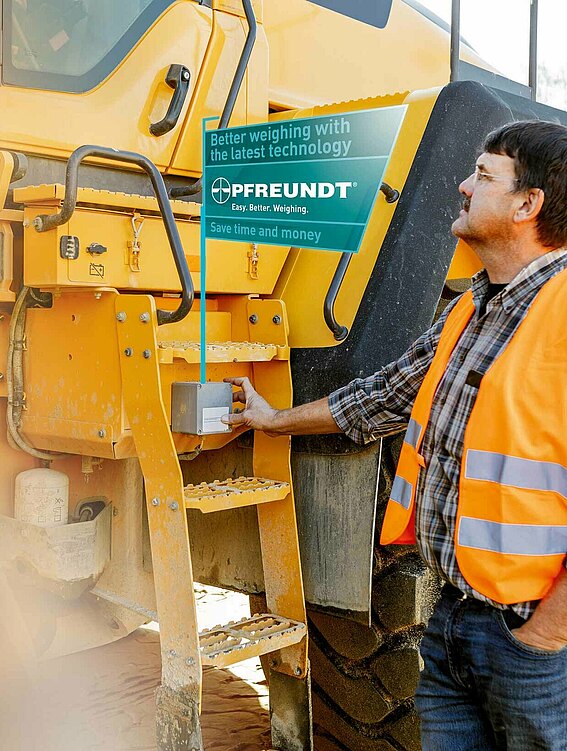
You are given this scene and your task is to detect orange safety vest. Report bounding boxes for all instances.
[380,269,567,604]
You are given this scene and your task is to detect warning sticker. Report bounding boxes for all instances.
[89,263,105,278]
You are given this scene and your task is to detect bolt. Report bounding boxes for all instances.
[98,429,106,438]
[22,219,30,228]
[142,349,151,359]
[32,217,43,231]
[112,507,119,517]
[294,666,302,676]
[170,501,179,511]
[116,311,127,322]
[269,658,279,669]
[272,315,282,325]
[94,292,102,300]
[0,373,4,382]
[151,498,160,506]
[168,650,177,658]
[139,312,150,323]
[249,314,258,325]
[124,347,133,357]
[182,70,190,81]
[186,657,195,666]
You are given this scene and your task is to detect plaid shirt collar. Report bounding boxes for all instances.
[470,248,567,316]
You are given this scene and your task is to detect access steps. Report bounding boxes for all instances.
[115,294,312,751]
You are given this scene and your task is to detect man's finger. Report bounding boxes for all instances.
[224,376,250,388]
[232,391,246,404]
[221,411,247,425]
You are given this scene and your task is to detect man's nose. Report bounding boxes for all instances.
[459,173,474,196]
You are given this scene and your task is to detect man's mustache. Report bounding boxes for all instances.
[462,197,471,212]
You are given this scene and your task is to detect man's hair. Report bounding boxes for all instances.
[483,120,567,248]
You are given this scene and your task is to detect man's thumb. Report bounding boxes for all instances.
[221,411,245,426]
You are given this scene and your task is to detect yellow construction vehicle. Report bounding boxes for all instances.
[0,1,564,749]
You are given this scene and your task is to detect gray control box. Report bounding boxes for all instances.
[171,381,232,435]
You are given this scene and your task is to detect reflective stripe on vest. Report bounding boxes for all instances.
[405,418,422,449]
[458,517,567,557]
[465,449,567,498]
[390,476,413,510]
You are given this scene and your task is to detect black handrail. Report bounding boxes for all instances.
[170,0,257,199]
[32,145,194,326]
[323,182,400,341]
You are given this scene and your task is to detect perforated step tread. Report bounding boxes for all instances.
[158,340,288,363]
[200,613,307,667]
[184,476,290,513]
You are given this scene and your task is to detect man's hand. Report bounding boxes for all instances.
[221,377,342,437]
[510,568,567,653]
[221,377,279,433]
[511,624,567,653]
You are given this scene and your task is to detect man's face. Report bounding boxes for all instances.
[451,152,520,245]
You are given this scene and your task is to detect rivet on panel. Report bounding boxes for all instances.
[143,349,151,359]
[139,312,150,323]
[116,311,127,322]
[124,347,133,357]
[170,501,179,511]
[272,315,282,325]
[249,314,258,324]
[97,429,106,438]
[151,498,160,506]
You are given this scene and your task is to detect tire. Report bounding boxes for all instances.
[307,435,441,751]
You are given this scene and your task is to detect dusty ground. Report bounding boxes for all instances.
[2,587,278,751]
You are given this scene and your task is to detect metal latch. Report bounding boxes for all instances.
[247,243,259,279]
[127,214,144,272]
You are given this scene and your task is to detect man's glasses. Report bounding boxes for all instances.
[472,166,518,185]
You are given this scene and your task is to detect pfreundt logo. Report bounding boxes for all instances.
[211,177,231,204]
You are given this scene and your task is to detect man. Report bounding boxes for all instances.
[222,120,567,750]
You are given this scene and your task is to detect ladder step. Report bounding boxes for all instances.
[184,477,290,513]
[200,613,307,668]
[158,340,289,363]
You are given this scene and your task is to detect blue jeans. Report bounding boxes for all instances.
[414,586,567,750]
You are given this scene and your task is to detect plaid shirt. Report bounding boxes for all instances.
[329,249,567,618]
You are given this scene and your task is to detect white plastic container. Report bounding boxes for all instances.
[14,468,69,527]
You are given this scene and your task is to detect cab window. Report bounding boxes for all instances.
[2,0,176,93]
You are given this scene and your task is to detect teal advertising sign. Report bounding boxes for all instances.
[203,106,406,254]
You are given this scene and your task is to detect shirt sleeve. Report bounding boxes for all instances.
[328,299,458,445]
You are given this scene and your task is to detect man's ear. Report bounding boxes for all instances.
[514,187,545,225]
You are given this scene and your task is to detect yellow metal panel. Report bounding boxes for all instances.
[170,9,256,174]
[264,0,494,110]
[20,291,125,455]
[275,89,440,348]
[0,3,212,169]
[21,194,290,294]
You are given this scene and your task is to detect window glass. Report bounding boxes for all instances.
[537,0,567,110]
[3,0,175,92]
